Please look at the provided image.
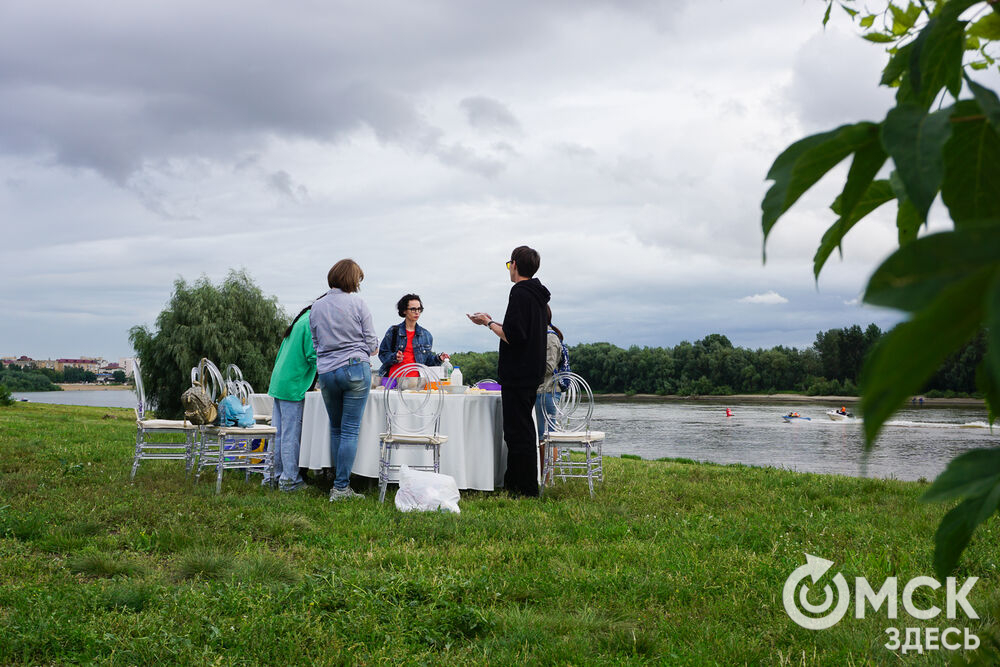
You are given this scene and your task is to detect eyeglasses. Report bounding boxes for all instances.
[505,260,513,269]
[406,307,424,313]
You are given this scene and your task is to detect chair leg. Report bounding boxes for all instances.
[215,435,224,494]
[267,449,277,488]
[433,443,440,474]
[194,431,206,485]
[586,443,595,498]
[185,431,195,475]
[378,440,391,503]
[130,430,143,481]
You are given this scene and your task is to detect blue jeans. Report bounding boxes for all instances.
[535,391,560,440]
[319,359,371,489]
[272,398,305,491]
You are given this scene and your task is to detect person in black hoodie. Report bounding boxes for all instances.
[468,245,550,497]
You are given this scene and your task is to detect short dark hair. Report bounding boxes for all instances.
[510,245,540,277]
[327,259,364,292]
[396,294,422,317]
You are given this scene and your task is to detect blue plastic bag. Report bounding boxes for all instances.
[218,394,254,427]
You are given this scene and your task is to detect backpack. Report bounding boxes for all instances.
[552,328,571,391]
[181,381,217,425]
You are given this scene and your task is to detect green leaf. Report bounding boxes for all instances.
[814,180,895,277]
[986,273,1000,420]
[840,5,858,19]
[860,267,991,445]
[896,197,921,245]
[889,2,919,35]
[838,132,888,221]
[965,76,1000,130]
[864,32,897,43]
[761,122,880,254]
[968,12,1000,40]
[922,448,1000,503]
[880,103,952,221]
[859,14,875,28]
[881,39,914,87]
[888,166,922,244]
[913,15,966,106]
[930,489,1000,578]
[977,359,1000,427]
[865,227,1000,312]
[941,100,1000,225]
[823,1,832,27]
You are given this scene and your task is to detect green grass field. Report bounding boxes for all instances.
[1,402,998,664]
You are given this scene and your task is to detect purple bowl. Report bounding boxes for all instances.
[380,377,398,389]
[476,381,501,390]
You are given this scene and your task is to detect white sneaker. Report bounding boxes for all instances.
[329,485,364,501]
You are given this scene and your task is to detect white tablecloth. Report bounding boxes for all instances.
[252,389,507,490]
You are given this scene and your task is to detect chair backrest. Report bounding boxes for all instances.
[224,364,245,397]
[383,363,444,436]
[231,379,254,405]
[133,357,147,420]
[544,371,596,434]
[195,358,226,402]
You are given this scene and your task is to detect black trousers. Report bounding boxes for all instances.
[501,385,539,497]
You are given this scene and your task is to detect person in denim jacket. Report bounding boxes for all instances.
[377,294,449,379]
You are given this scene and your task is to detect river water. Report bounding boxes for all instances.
[12,391,995,481]
[591,399,994,481]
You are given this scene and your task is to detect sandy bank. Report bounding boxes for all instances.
[594,393,985,407]
[57,384,133,392]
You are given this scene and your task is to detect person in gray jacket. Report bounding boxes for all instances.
[310,259,379,501]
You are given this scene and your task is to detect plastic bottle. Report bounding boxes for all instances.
[451,366,463,387]
[441,358,454,381]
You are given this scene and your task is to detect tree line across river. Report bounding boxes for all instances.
[0,366,129,392]
[453,325,984,398]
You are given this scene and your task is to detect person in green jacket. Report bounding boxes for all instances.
[267,304,318,492]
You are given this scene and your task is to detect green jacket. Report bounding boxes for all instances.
[267,314,317,401]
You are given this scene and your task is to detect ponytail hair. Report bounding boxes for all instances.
[546,304,564,341]
[282,294,326,339]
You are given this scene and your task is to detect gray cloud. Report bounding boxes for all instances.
[460,96,522,133]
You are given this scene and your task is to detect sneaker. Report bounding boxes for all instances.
[329,485,364,501]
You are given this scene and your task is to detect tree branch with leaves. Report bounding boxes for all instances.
[762,0,1000,577]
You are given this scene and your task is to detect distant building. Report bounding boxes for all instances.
[118,357,136,378]
[2,355,37,368]
[55,358,102,373]
[3,355,130,375]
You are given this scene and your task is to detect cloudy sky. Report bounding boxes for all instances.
[2,0,985,361]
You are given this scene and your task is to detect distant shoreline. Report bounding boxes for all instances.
[595,392,986,407]
[57,384,132,392]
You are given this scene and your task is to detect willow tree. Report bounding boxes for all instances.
[762,0,1000,576]
[129,270,287,419]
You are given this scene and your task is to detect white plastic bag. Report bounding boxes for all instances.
[394,464,461,514]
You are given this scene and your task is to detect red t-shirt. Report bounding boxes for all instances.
[396,330,417,376]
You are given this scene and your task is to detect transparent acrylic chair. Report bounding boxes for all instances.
[129,357,200,481]
[540,372,605,497]
[194,359,277,493]
[377,363,448,502]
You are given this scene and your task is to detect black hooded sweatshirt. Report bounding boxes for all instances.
[497,277,551,388]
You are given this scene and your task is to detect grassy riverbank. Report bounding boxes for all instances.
[1,403,998,664]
